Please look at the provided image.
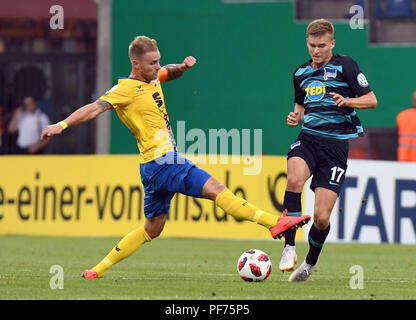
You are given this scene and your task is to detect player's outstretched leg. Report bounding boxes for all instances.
[269,210,310,239]
[82,226,152,279]
[214,187,310,239]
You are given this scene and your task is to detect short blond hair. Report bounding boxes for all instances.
[307,19,334,38]
[128,36,158,61]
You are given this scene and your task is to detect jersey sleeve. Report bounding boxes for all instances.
[158,67,168,83]
[342,57,372,97]
[293,72,305,105]
[99,84,131,109]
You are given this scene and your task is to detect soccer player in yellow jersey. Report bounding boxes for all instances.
[41,36,311,279]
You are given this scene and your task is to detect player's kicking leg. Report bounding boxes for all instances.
[203,176,311,239]
[289,187,336,281]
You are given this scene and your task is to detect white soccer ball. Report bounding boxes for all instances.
[237,249,272,282]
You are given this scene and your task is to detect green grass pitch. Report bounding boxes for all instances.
[1,235,415,300]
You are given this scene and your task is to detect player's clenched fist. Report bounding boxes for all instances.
[287,111,300,127]
[40,124,63,140]
[181,56,196,71]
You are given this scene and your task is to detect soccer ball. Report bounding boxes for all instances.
[237,249,272,282]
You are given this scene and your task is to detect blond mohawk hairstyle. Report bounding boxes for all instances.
[128,36,158,61]
[307,19,335,38]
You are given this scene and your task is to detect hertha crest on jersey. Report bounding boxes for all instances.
[324,67,337,80]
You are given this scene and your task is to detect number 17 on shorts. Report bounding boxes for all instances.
[329,166,345,187]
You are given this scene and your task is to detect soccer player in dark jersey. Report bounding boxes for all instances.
[278,19,377,281]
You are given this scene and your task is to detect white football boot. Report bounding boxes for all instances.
[279,245,297,272]
[288,260,317,282]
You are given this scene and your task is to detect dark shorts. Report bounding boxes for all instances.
[139,152,212,218]
[287,132,349,195]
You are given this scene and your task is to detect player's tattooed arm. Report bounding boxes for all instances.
[164,64,186,81]
[40,99,114,140]
[64,99,113,126]
[162,56,197,82]
[70,99,113,123]
[96,99,114,112]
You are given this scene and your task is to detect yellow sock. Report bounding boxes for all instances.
[215,189,278,229]
[92,226,152,277]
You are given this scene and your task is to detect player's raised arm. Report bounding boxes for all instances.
[40,99,113,140]
[287,103,305,127]
[159,56,197,82]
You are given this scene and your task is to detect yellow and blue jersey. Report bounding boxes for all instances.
[293,54,371,140]
[99,70,177,163]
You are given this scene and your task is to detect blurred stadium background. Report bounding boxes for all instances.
[0,0,415,300]
[2,0,416,157]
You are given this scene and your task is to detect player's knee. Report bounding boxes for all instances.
[144,215,167,239]
[202,177,226,201]
[286,175,305,192]
[145,224,164,239]
[313,214,330,230]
